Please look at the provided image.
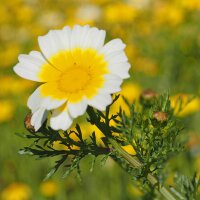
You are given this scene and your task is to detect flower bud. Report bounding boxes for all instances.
[153,111,168,122]
[24,113,35,133]
[141,89,157,100]
[140,89,158,106]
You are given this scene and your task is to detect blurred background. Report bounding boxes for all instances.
[0,0,200,199]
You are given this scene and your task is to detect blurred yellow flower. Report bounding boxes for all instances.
[170,94,200,117]
[15,5,34,23]
[0,5,10,24]
[178,0,200,10]
[125,45,138,63]
[111,82,142,116]
[154,4,184,26]
[0,43,20,68]
[104,3,137,23]
[0,76,35,96]
[0,100,15,123]
[40,180,58,197]
[1,182,31,200]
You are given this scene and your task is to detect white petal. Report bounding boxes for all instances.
[68,98,88,118]
[70,25,90,49]
[100,74,123,94]
[82,27,106,49]
[87,93,112,111]
[105,51,128,63]
[108,62,131,79]
[38,27,72,58]
[13,51,46,82]
[50,108,73,131]
[100,39,126,55]
[27,87,66,112]
[14,63,39,81]
[31,108,47,131]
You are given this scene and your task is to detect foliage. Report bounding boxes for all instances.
[20,94,200,199]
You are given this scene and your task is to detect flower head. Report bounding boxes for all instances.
[14,25,130,131]
[1,182,31,200]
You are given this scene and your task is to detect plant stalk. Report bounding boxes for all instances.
[108,138,176,200]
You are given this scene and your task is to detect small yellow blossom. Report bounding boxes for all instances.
[178,0,200,10]
[170,94,200,117]
[125,45,138,62]
[154,4,184,26]
[0,76,35,96]
[1,182,31,200]
[15,5,34,23]
[40,180,58,197]
[0,44,20,68]
[104,3,137,23]
[0,100,15,123]
[0,5,10,24]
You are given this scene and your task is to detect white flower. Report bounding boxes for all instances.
[14,25,130,131]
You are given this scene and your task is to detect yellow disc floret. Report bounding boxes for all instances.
[38,48,108,102]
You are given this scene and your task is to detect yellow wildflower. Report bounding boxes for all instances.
[178,0,200,10]
[40,180,58,197]
[154,4,184,26]
[0,100,15,123]
[1,182,31,200]
[0,43,20,68]
[104,3,137,23]
[0,76,35,96]
[170,94,200,117]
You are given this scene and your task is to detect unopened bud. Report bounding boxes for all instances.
[140,89,158,106]
[24,113,35,133]
[141,89,157,100]
[153,111,168,122]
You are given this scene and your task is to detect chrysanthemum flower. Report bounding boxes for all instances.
[14,25,130,131]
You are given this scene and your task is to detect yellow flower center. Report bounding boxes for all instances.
[38,48,108,103]
[58,66,90,93]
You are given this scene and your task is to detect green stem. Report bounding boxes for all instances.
[108,138,176,200]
